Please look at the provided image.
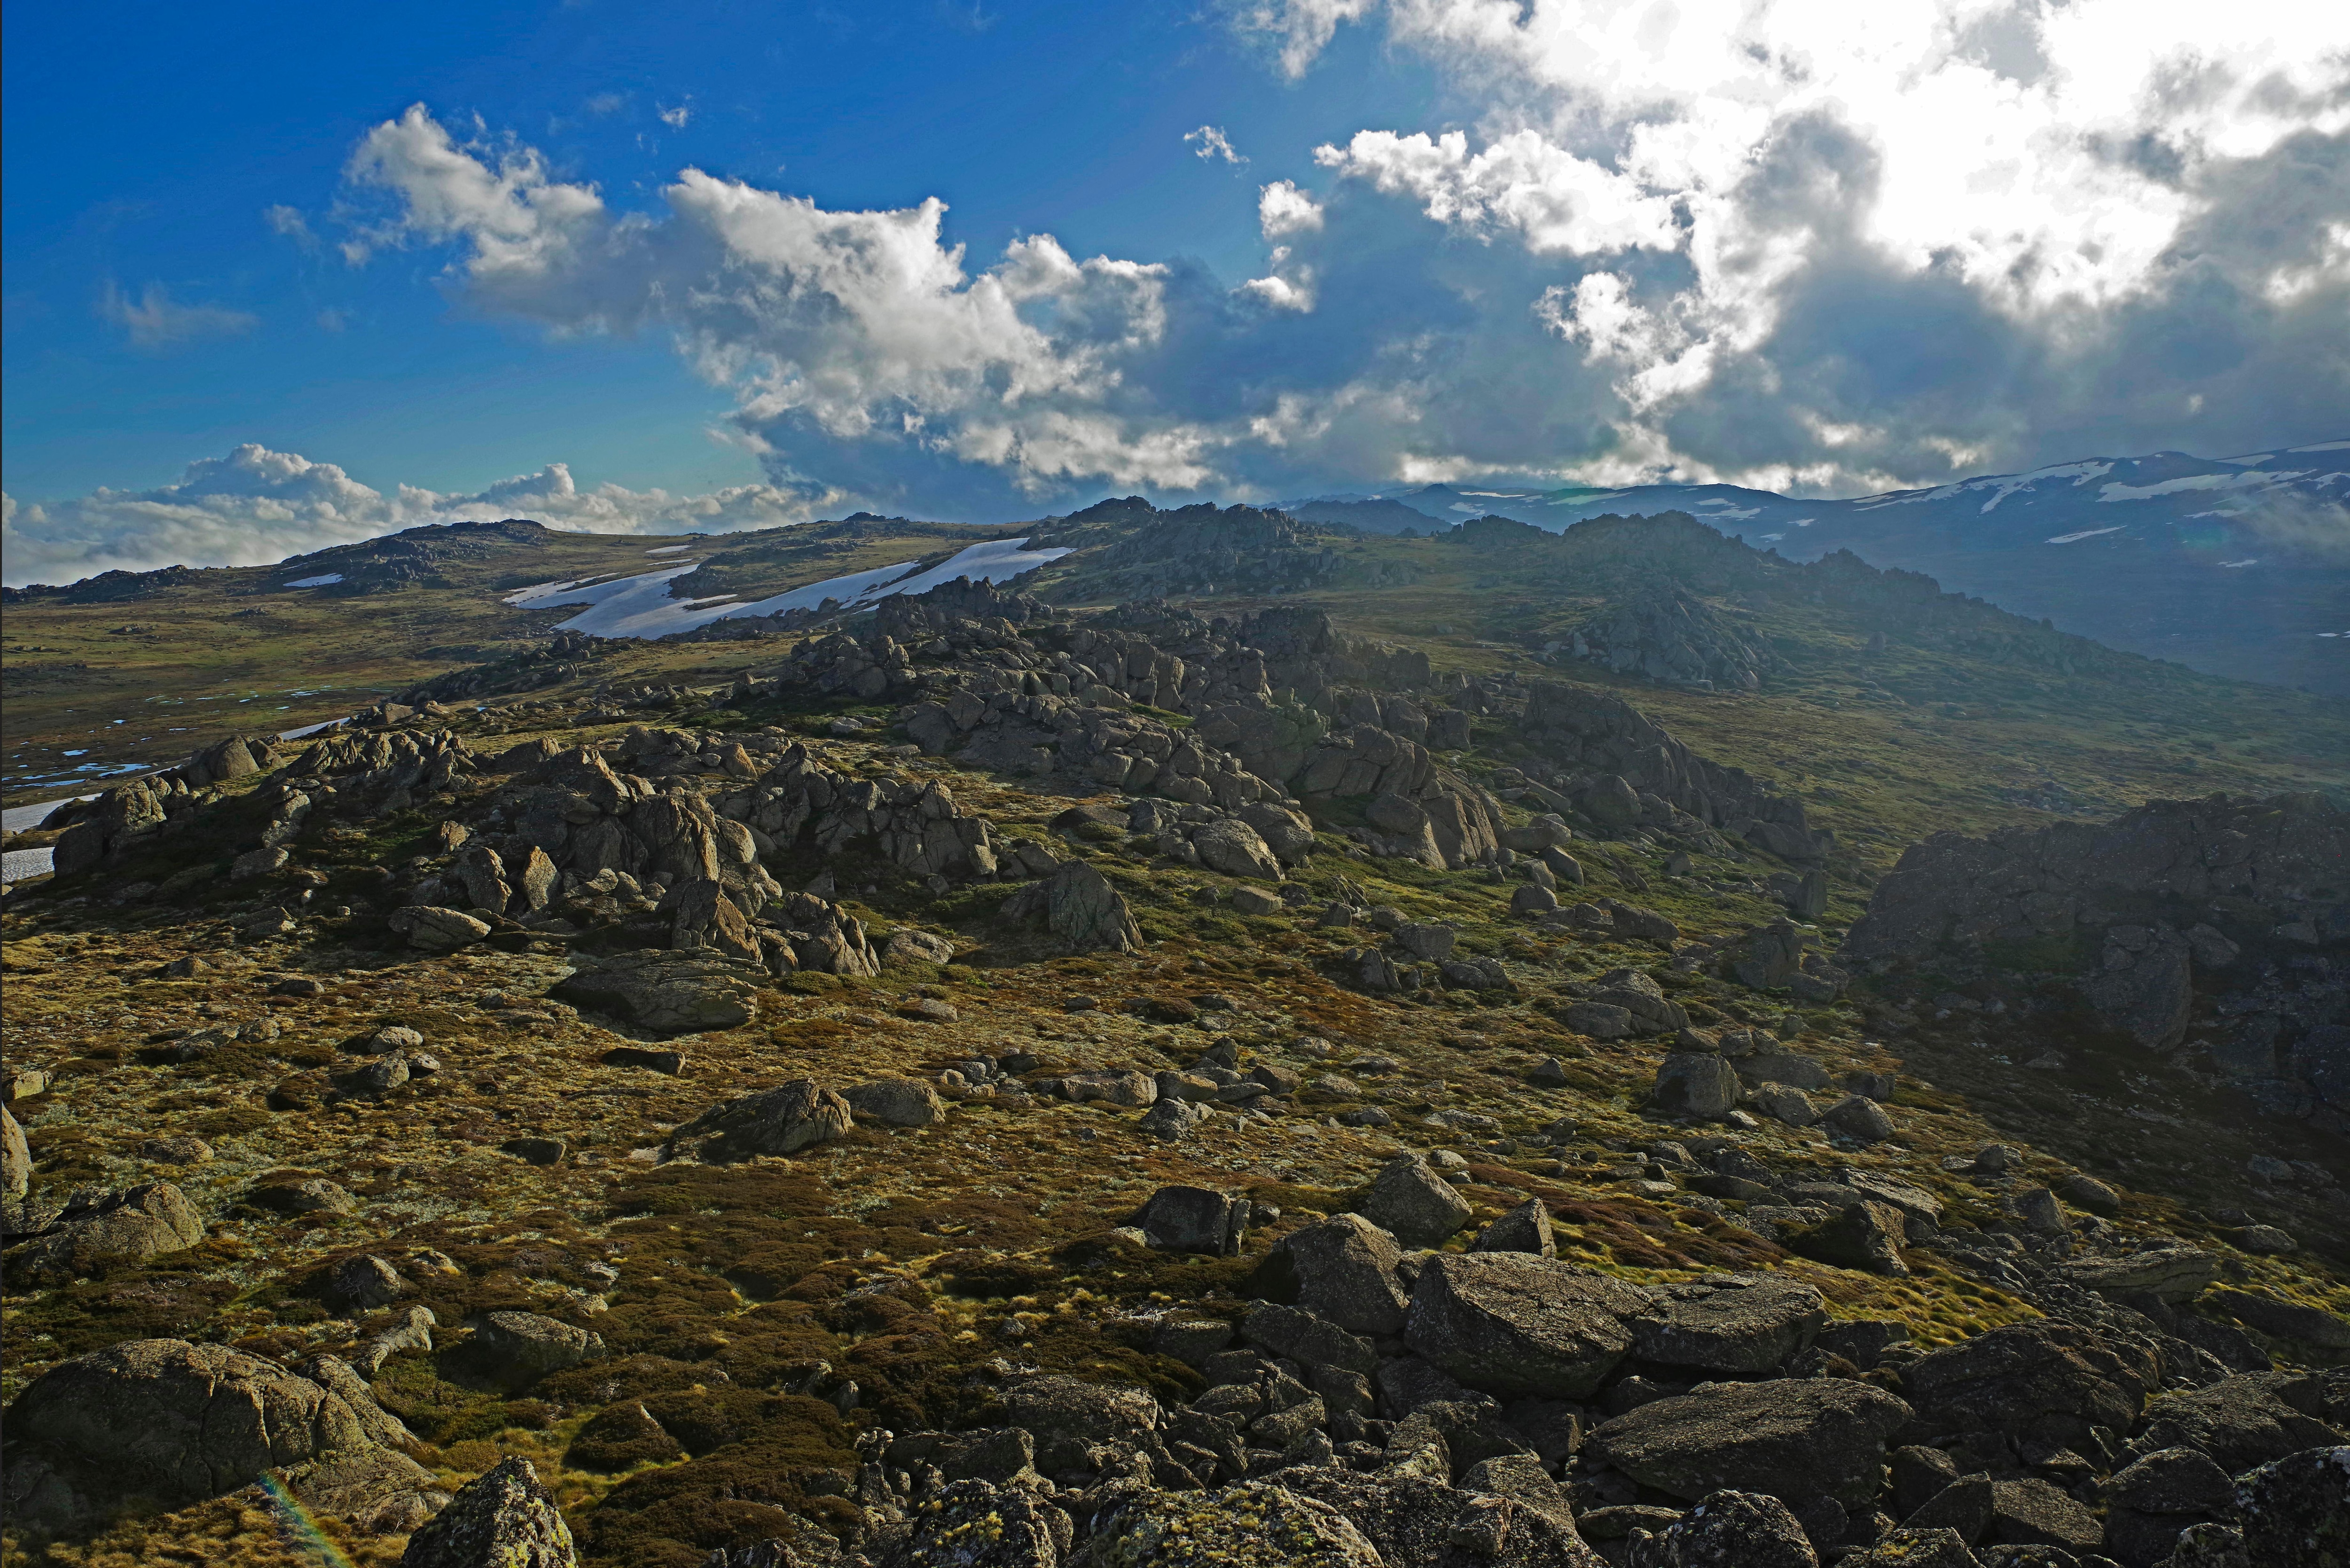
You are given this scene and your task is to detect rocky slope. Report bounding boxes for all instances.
[2,556,2346,1568]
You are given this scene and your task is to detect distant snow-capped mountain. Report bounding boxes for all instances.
[1288,440,2349,695]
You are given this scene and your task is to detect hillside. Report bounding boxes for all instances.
[1,502,2345,1568]
[1353,441,2350,697]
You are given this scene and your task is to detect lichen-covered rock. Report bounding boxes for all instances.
[1629,1275,1826,1375]
[1469,1198,1556,1259]
[399,1456,576,1568]
[1090,1481,1382,1566]
[1404,1251,1650,1399]
[844,1077,947,1127]
[1587,1378,1914,1506]
[2233,1445,2350,1568]
[466,1311,605,1385]
[7,1339,372,1513]
[1261,1212,1412,1336]
[1904,1322,2155,1454]
[8,1180,206,1279]
[1663,1489,1818,1568]
[2130,1373,2347,1474]
[998,859,1144,952]
[554,947,760,1034]
[387,905,492,953]
[1653,1052,1742,1119]
[1362,1155,1473,1248]
[667,1079,853,1162]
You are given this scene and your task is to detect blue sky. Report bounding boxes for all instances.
[5,1,2346,581]
[3,3,1428,500]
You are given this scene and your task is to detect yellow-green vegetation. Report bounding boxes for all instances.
[4,506,2345,1568]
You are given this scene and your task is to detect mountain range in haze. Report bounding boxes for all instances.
[1287,440,2350,697]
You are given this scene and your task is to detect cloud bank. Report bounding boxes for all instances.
[0,443,840,587]
[312,0,2346,518]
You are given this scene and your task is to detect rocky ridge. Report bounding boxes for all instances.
[0,569,2343,1568]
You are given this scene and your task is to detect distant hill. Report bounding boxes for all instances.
[1378,442,2349,695]
[1277,495,1448,534]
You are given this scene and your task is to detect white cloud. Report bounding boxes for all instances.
[1185,125,1246,164]
[1226,0,1379,79]
[658,101,691,130]
[0,443,848,587]
[97,281,258,350]
[1238,0,2350,491]
[264,204,317,250]
[339,105,1222,494]
[1258,179,1324,237]
[1317,127,1680,254]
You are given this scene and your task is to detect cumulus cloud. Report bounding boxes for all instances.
[1262,0,2350,491]
[658,101,691,130]
[338,104,1222,500]
[312,19,2348,522]
[0,443,846,587]
[264,204,318,251]
[97,281,258,350]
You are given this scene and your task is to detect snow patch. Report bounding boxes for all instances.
[645,545,691,555]
[2045,526,2126,545]
[502,538,1070,642]
[285,573,344,587]
[2216,559,2259,569]
[2097,469,2307,503]
[2286,440,2350,453]
[2,848,52,883]
[2,796,94,834]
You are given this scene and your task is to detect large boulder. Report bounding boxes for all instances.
[553,948,760,1034]
[1361,1156,1473,1248]
[467,1311,605,1386]
[1404,1252,1651,1399]
[1661,1489,1819,1568]
[1652,1053,1741,1119]
[399,1455,576,1568]
[2130,1373,2346,1474]
[1259,1212,1412,1336]
[388,905,492,953]
[1192,818,1284,881]
[8,1181,206,1280]
[1629,1275,1826,1375]
[1902,1321,2156,1452]
[7,1339,373,1511]
[999,1375,1162,1473]
[2063,1247,2223,1303]
[1138,1186,1249,1256]
[2234,1445,2350,1568]
[1001,861,1144,952]
[1587,1379,1914,1506]
[844,1078,947,1128]
[666,1079,853,1162]
[1091,1479,1383,1566]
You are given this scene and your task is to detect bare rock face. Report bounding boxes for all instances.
[7,1339,373,1514]
[1403,1252,1651,1399]
[399,1456,577,1568]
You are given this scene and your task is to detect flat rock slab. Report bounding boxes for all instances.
[1404,1252,1652,1399]
[1629,1275,1826,1374]
[1588,1377,1914,1506]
